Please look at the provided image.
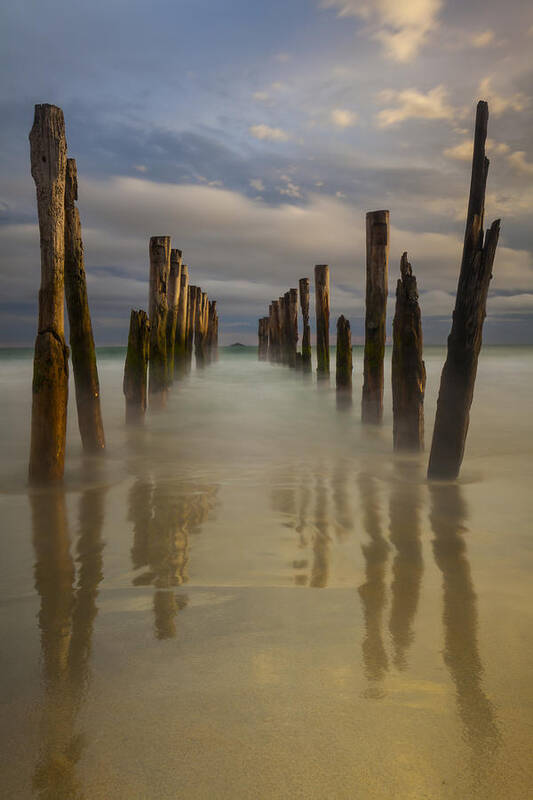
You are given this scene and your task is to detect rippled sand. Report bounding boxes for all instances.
[0,346,532,798]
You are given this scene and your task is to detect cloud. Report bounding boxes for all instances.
[507,151,533,175]
[330,108,358,128]
[249,124,290,142]
[321,0,442,62]
[443,138,510,162]
[471,29,495,47]
[249,178,265,192]
[479,77,530,115]
[278,174,302,198]
[376,85,457,128]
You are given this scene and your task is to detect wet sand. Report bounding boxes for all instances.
[0,346,532,798]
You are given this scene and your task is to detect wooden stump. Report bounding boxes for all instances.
[64,158,105,453]
[185,285,197,372]
[428,101,500,479]
[166,249,182,384]
[314,265,330,378]
[269,300,281,363]
[336,315,352,391]
[362,210,389,424]
[392,253,426,451]
[28,104,69,483]
[123,309,150,424]
[195,291,209,368]
[299,278,312,372]
[207,300,217,362]
[174,264,189,376]
[258,317,269,360]
[148,236,171,408]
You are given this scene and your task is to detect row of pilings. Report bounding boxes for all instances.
[257,101,500,480]
[123,239,219,423]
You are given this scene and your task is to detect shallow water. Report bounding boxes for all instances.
[0,345,532,799]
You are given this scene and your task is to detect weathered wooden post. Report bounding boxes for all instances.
[299,278,312,372]
[258,317,269,360]
[28,104,69,483]
[148,236,171,408]
[166,249,182,384]
[362,210,389,424]
[288,288,298,368]
[314,265,330,378]
[174,264,189,375]
[269,300,279,363]
[392,252,426,451]
[123,310,150,424]
[428,101,500,479]
[336,315,352,392]
[207,300,217,362]
[213,305,219,361]
[64,158,105,453]
[185,285,196,371]
[195,291,209,368]
[278,295,286,364]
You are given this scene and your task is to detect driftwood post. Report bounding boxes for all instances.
[336,315,352,392]
[314,265,330,378]
[123,310,150,424]
[166,248,182,384]
[392,253,426,451]
[362,210,389,424]
[299,278,311,372]
[428,101,500,479]
[148,236,171,408]
[174,264,189,375]
[258,317,269,360]
[64,158,105,453]
[28,104,69,483]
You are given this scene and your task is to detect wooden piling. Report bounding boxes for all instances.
[299,278,311,372]
[269,300,281,363]
[288,288,298,368]
[174,264,189,375]
[392,253,426,451]
[28,104,69,483]
[185,285,197,372]
[362,210,389,424]
[123,310,150,424]
[278,295,287,364]
[314,265,330,378]
[258,317,269,360]
[148,236,171,408]
[336,315,352,391]
[166,249,182,384]
[64,158,105,453]
[428,101,500,479]
[195,291,209,368]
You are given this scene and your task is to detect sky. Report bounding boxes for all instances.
[1,0,532,345]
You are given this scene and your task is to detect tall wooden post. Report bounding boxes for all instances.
[174,264,189,376]
[185,285,196,372]
[269,300,280,363]
[213,305,219,361]
[148,236,171,408]
[123,310,150,424]
[258,317,269,360]
[195,291,208,368]
[288,288,298,368]
[28,104,69,483]
[278,295,286,364]
[314,265,330,378]
[166,248,182,384]
[207,300,217,363]
[336,315,352,391]
[362,210,389,424]
[299,278,311,372]
[392,253,426,451]
[428,102,500,479]
[64,158,105,453]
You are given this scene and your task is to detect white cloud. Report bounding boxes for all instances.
[507,151,533,175]
[471,29,495,48]
[376,85,457,128]
[330,109,358,128]
[444,138,510,162]
[249,124,290,142]
[250,178,265,192]
[321,0,442,62]
[479,77,530,115]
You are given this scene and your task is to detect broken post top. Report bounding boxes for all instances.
[29,104,67,186]
[150,236,171,253]
[170,248,183,267]
[299,278,310,289]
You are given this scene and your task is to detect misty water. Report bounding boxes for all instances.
[1,345,532,799]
